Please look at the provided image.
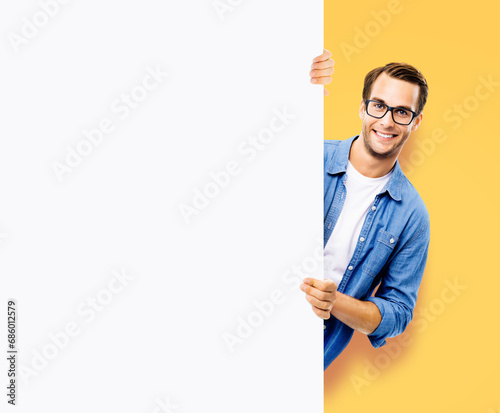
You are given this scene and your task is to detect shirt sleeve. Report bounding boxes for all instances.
[366,220,430,348]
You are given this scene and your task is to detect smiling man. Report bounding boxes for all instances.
[303,50,431,370]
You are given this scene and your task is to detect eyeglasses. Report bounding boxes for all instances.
[364,100,418,125]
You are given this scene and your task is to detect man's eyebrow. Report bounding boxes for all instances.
[370,97,414,112]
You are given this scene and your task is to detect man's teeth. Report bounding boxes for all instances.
[375,131,396,138]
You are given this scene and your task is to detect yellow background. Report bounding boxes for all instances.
[324,0,500,412]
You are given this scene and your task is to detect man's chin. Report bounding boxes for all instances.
[364,138,396,159]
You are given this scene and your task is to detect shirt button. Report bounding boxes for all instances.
[390,238,395,244]
[372,206,376,211]
[360,237,365,242]
[348,265,353,271]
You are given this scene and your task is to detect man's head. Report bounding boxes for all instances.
[358,63,429,161]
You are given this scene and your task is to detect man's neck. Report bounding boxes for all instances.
[349,136,398,178]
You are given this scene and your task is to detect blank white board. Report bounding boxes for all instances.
[0,1,323,411]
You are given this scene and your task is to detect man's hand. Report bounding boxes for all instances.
[310,49,334,96]
[300,278,337,319]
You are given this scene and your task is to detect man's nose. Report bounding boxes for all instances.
[380,109,396,127]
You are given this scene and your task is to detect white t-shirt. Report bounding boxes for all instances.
[324,161,393,286]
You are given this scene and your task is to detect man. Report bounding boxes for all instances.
[302,50,430,370]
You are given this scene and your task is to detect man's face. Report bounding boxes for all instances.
[359,72,423,160]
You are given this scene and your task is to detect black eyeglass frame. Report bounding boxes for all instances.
[364,99,419,125]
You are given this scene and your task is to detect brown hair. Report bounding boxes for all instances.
[362,63,429,115]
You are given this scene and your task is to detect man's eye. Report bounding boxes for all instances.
[396,109,409,117]
[375,103,385,109]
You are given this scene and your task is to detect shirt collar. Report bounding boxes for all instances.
[325,135,404,202]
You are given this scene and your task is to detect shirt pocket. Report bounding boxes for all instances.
[361,230,399,277]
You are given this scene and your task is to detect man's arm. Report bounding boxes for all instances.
[302,220,430,343]
[329,292,381,334]
[365,223,430,347]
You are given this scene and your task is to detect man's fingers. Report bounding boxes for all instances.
[313,49,332,63]
[304,278,337,292]
[310,76,333,86]
[311,305,330,320]
[305,294,332,310]
[310,67,334,79]
[311,59,335,70]
[301,284,332,301]
[310,50,333,94]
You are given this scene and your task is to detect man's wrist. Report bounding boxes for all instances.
[330,292,340,314]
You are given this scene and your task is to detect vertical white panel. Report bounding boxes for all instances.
[0,1,323,412]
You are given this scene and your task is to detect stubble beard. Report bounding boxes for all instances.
[361,122,408,160]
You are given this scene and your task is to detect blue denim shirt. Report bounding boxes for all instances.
[324,136,430,370]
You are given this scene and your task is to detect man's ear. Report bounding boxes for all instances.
[359,99,366,120]
[411,112,423,132]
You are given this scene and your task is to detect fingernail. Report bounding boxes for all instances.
[312,79,317,83]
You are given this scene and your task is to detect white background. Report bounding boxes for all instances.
[0,1,323,411]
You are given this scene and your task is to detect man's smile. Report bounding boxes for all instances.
[373,129,398,140]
